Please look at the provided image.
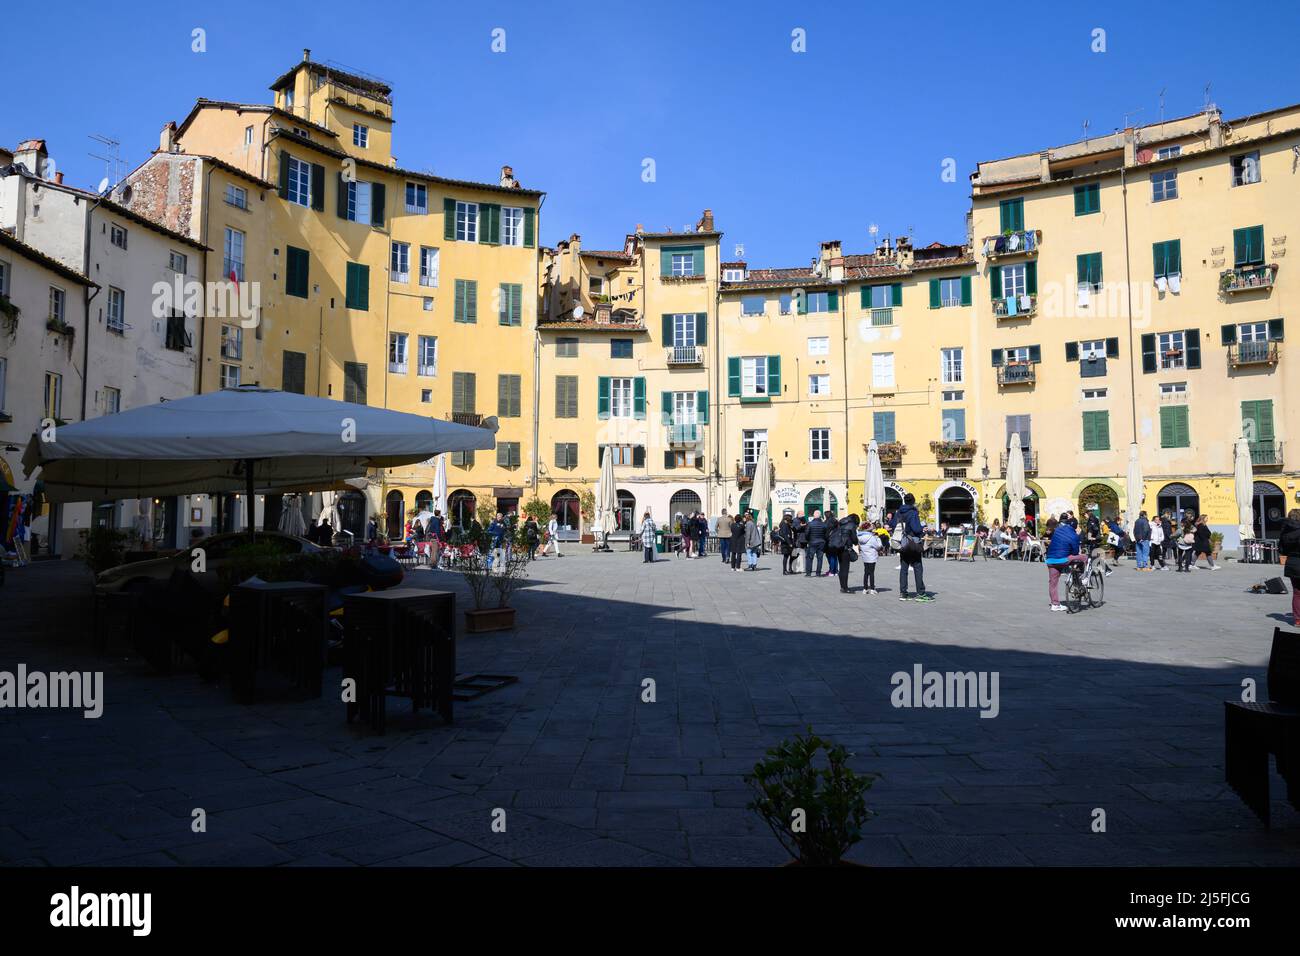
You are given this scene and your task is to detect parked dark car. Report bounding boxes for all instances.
[94,531,321,597]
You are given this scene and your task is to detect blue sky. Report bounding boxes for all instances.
[6,0,1298,267]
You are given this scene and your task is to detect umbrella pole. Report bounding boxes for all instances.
[245,458,255,538]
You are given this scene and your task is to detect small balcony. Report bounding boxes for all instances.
[1250,441,1283,469]
[1229,340,1279,367]
[982,229,1041,260]
[868,441,905,465]
[931,439,977,463]
[1220,264,1277,294]
[994,294,1037,319]
[447,411,484,427]
[666,423,701,445]
[736,460,775,486]
[869,308,894,327]
[1000,449,1038,476]
[665,345,705,366]
[997,361,1037,387]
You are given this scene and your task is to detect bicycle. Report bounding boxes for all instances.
[1064,555,1105,613]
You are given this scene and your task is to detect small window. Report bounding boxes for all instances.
[1157,331,1186,369]
[1151,169,1178,202]
[220,363,241,389]
[286,157,312,208]
[741,295,765,315]
[388,332,409,374]
[103,386,121,415]
[809,428,831,461]
[610,339,633,359]
[1160,381,1188,398]
[406,182,428,215]
[1156,145,1181,159]
[779,294,792,315]
[722,268,744,282]
[109,224,128,249]
[741,356,768,397]
[243,126,254,146]
[48,287,65,323]
[352,124,369,148]
[421,389,433,403]
[169,250,187,274]
[501,207,525,246]
[1082,388,1108,400]
[106,287,125,334]
[225,184,248,209]
[588,276,604,295]
[938,277,962,307]
[1074,182,1100,216]
[455,201,478,242]
[808,336,829,356]
[808,374,830,396]
[941,389,964,402]
[417,335,437,376]
[419,246,439,287]
[1231,151,1261,187]
[220,323,243,360]
[556,337,578,358]
[390,241,410,283]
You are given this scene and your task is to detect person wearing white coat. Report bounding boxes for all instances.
[544,514,562,557]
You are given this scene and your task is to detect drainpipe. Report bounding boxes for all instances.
[840,281,850,505]
[1120,166,1138,443]
[79,189,108,421]
[531,193,545,496]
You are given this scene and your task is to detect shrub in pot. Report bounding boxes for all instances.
[745,728,875,866]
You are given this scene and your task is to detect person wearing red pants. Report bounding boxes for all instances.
[1281,510,1300,626]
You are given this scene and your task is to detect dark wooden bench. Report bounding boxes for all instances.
[1224,626,1300,828]
[228,581,327,703]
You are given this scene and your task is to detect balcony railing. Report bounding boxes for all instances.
[982,229,1041,259]
[870,308,894,327]
[448,411,483,427]
[1220,264,1277,294]
[1229,340,1279,367]
[1000,450,1038,476]
[1250,441,1283,468]
[665,345,704,366]
[736,460,775,486]
[666,423,700,445]
[388,361,408,374]
[931,440,977,462]
[997,362,1037,386]
[994,294,1037,318]
[868,441,905,465]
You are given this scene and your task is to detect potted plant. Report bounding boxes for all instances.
[1210,531,1224,560]
[459,548,527,633]
[578,488,596,544]
[745,729,875,866]
[75,526,129,577]
[0,295,18,337]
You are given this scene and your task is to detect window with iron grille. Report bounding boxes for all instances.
[943,468,967,480]
[106,287,125,334]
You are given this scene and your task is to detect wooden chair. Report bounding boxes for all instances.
[1224,627,1300,827]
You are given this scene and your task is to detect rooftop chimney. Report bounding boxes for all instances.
[499,164,518,188]
[696,208,714,232]
[160,121,176,154]
[54,171,64,185]
[14,139,48,178]
[303,48,312,62]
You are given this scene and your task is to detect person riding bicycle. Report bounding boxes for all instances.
[1045,510,1084,612]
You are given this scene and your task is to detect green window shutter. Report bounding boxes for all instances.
[1257,400,1275,441]
[661,390,672,424]
[1082,411,1096,450]
[478,204,492,244]
[1168,240,1181,275]
[454,279,464,322]
[523,208,535,247]
[1025,260,1037,295]
[697,390,709,424]
[928,279,940,309]
[498,374,509,416]
[278,151,290,199]
[873,411,895,443]
[466,280,477,322]
[345,262,369,310]
[633,446,645,468]
[1185,328,1200,369]
[1176,406,1190,447]
[597,376,610,419]
[633,377,646,419]
[891,283,902,307]
[370,182,385,226]
[1153,241,1165,277]
[1268,318,1285,341]
[498,284,510,325]
[664,450,676,470]
[1028,344,1042,364]
[1083,411,1109,451]
[660,249,673,277]
[1159,406,1174,447]
[1074,183,1099,215]
[661,314,673,341]
[1000,198,1023,232]
[727,357,741,396]
[444,198,456,240]
[1248,225,1264,263]
[1076,254,1088,285]
[693,247,704,275]
[1221,323,1237,346]
[960,275,971,306]
[991,348,1004,367]
[286,246,309,298]
[1233,227,1247,266]
[337,173,349,219]
[510,284,522,326]
[1074,185,1086,216]
[1241,400,1256,440]
[1141,333,1157,373]
[797,291,808,315]
[357,264,369,310]
[989,265,1002,300]
[827,290,839,311]
[695,312,707,346]
[767,355,781,396]
[310,164,325,210]
[862,286,871,310]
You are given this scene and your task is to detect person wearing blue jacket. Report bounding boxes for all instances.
[1044,512,1083,611]
[888,494,931,602]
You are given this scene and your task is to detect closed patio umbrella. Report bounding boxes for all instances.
[1005,433,1027,528]
[277,494,307,536]
[750,443,772,527]
[1234,436,1255,542]
[865,439,885,525]
[23,386,496,536]
[1126,442,1144,522]
[597,448,617,546]
[432,453,448,520]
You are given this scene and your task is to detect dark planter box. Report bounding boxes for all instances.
[465,607,516,632]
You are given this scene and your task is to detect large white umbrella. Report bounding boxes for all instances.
[277,493,307,536]
[1125,442,1144,523]
[597,449,618,540]
[1005,433,1027,528]
[750,443,772,527]
[23,386,496,534]
[1234,436,1255,542]
[432,453,448,519]
[864,440,885,525]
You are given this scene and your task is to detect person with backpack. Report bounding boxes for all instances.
[1175,518,1196,572]
[776,513,797,575]
[1044,510,1083,611]
[832,514,860,593]
[825,512,840,577]
[1280,509,1300,627]
[857,519,882,594]
[729,512,747,571]
[805,510,828,577]
[889,494,932,602]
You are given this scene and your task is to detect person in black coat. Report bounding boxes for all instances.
[1280,510,1300,627]
[729,514,747,571]
[805,511,828,576]
[1193,515,1218,570]
[776,514,796,574]
[834,514,861,593]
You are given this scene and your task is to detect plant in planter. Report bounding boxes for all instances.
[578,488,596,542]
[75,526,129,577]
[459,548,528,632]
[521,497,551,524]
[0,295,19,337]
[918,494,934,524]
[1210,531,1224,558]
[475,499,496,528]
[745,729,875,866]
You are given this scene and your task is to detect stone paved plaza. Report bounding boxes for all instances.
[2,547,1300,867]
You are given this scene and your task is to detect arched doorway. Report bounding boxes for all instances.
[738,491,773,526]
[937,485,974,527]
[415,490,433,514]
[669,489,702,522]
[337,491,366,540]
[998,483,1041,531]
[804,487,839,518]
[385,490,405,538]
[1253,481,1286,540]
[448,489,475,530]
[1155,482,1198,524]
[550,489,580,540]
[615,490,636,531]
[1079,483,1121,522]
[883,487,903,523]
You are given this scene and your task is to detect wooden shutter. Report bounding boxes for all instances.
[1268,318,1285,341]
[510,285,522,326]
[1028,344,1042,363]
[695,312,707,346]
[281,350,306,394]
[1083,410,1109,451]
[664,450,677,470]
[960,275,971,306]
[1256,400,1275,441]
[370,182,385,226]
[1105,337,1120,358]
[633,377,646,419]
[660,248,673,277]
[697,390,709,424]
[988,265,1002,300]
[827,289,839,311]
[661,390,673,424]
[1000,198,1023,233]
[862,286,872,310]
[337,173,349,219]
[1141,333,1157,373]
[661,314,673,342]
[1025,260,1038,295]
[278,151,290,199]
[943,408,966,441]
[1159,406,1175,447]
[890,283,902,307]
[597,376,610,418]
[632,446,645,468]
[928,279,940,309]
[286,247,308,298]
[991,348,1004,367]
[1221,323,1238,346]
[766,355,781,396]
[1175,406,1190,447]
[523,208,535,247]
[692,247,704,275]
[443,198,456,240]
[310,163,325,210]
[1065,342,1079,362]
[1184,329,1201,369]
[727,357,741,397]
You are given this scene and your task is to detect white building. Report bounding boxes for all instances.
[0,139,207,552]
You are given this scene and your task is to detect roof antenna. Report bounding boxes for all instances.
[1204,82,1215,112]
[88,133,123,192]
[1121,107,1143,129]
[1158,88,1166,125]
[1081,119,1090,145]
